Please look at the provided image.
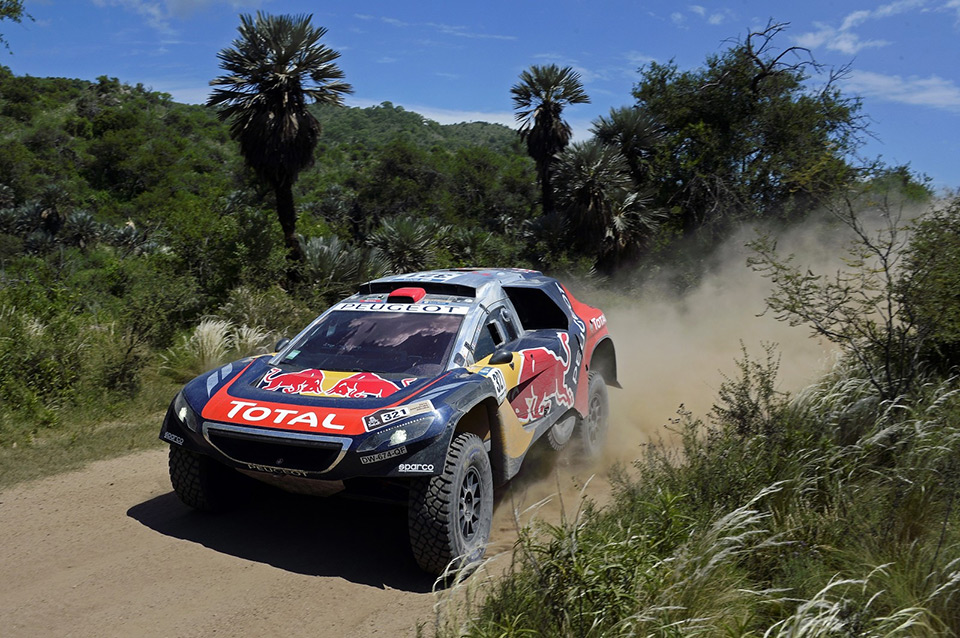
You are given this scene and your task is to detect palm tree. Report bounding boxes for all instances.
[510,64,589,215]
[554,140,632,251]
[591,106,664,185]
[208,12,353,271]
[554,140,664,271]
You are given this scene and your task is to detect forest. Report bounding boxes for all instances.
[3,11,960,635]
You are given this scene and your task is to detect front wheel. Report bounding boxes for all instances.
[168,445,243,512]
[575,371,609,458]
[407,432,493,576]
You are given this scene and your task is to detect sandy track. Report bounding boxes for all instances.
[0,448,442,638]
[0,445,607,638]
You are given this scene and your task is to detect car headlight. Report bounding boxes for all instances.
[357,415,435,453]
[173,392,201,433]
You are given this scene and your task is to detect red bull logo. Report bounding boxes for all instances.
[260,368,326,394]
[327,372,401,398]
[511,333,576,424]
[259,369,404,398]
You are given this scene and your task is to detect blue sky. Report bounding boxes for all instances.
[4,0,960,188]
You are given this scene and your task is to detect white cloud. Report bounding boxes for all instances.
[796,1,926,54]
[94,0,267,32]
[942,0,960,21]
[673,5,732,27]
[795,24,889,54]
[426,22,516,41]
[166,0,265,17]
[839,9,872,30]
[93,0,169,31]
[624,50,656,67]
[359,15,515,40]
[845,70,960,112]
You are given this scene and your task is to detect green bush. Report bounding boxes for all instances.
[900,197,960,369]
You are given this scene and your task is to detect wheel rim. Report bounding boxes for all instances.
[586,392,605,448]
[553,416,575,442]
[459,466,483,541]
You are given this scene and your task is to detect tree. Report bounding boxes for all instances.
[208,12,352,274]
[0,1,29,51]
[748,191,928,401]
[633,21,864,238]
[553,140,663,271]
[510,64,589,216]
[591,106,663,186]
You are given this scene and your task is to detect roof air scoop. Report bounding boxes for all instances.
[388,287,427,303]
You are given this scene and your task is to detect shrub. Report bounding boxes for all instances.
[900,197,960,369]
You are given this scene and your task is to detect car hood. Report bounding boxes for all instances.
[183,356,460,436]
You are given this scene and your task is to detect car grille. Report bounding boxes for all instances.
[205,425,347,474]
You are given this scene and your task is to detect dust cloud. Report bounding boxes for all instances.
[490,209,919,542]
[599,223,841,462]
[590,203,929,461]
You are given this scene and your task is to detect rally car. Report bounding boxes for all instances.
[160,268,618,575]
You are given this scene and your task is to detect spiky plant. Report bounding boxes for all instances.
[367,216,445,274]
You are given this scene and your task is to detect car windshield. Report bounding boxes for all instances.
[278,310,464,376]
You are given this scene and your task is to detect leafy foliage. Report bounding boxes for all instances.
[900,197,960,369]
[632,22,865,239]
[436,345,960,636]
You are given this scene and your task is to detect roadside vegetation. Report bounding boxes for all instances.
[2,10,960,632]
[433,195,960,636]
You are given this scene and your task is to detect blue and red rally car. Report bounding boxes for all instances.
[160,268,618,575]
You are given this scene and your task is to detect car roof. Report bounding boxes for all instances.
[358,268,558,306]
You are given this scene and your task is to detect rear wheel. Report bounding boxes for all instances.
[576,372,609,458]
[407,432,493,576]
[168,445,243,512]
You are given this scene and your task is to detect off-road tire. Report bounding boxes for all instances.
[545,415,576,451]
[575,371,609,458]
[168,445,241,512]
[407,432,493,576]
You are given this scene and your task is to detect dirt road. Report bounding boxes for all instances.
[0,445,609,638]
[1,448,444,637]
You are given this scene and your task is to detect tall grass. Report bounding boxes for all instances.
[433,350,960,636]
[160,318,272,383]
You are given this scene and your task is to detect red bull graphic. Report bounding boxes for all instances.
[327,372,402,398]
[260,368,326,394]
[510,332,576,424]
[259,368,404,399]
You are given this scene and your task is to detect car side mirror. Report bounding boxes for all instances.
[489,349,513,365]
[275,338,291,352]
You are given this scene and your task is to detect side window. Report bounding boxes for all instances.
[473,317,506,362]
[502,286,568,331]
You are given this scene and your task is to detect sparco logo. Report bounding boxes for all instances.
[163,431,184,446]
[398,463,434,473]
